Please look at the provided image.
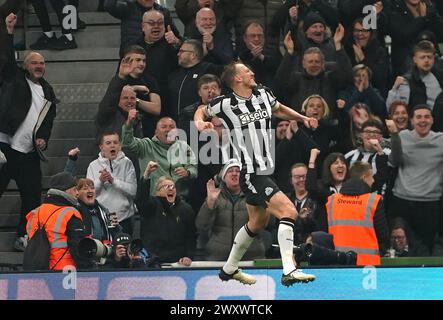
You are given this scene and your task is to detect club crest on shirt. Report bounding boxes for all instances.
[256,96,264,104]
[238,109,270,126]
[265,187,274,196]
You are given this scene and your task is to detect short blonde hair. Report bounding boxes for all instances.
[301,94,330,118]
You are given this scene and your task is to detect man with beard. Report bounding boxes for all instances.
[386,40,443,115]
[167,39,223,121]
[105,0,180,55]
[188,7,234,65]
[0,14,57,251]
[175,0,236,36]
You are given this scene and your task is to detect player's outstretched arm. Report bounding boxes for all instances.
[194,105,214,131]
[273,103,318,129]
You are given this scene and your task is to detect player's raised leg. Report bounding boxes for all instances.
[219,205,269,285]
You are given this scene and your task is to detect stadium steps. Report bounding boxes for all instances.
[0,4,118,265]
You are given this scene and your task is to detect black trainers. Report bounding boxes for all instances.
[29,34,57,50]
[51,35,77,50]
[219,268,257,285]
[281,269,316,287]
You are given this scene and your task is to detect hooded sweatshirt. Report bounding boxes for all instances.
[86,151,137,222]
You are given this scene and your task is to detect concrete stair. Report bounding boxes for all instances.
[0,4,120,266]
[25,26,121,48]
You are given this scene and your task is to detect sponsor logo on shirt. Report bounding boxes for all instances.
[238,109,270,126]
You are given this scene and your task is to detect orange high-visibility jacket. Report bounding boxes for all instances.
[326,192,382,266]
[26,203,83,270]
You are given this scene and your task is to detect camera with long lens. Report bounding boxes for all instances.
[78,238,113,260]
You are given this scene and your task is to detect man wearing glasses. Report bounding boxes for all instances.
[133,10,182,118]
[105,0,180,54]
[167,39,223,120]
[345,119,390,195]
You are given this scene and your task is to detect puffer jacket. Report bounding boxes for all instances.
[196,188,266,261]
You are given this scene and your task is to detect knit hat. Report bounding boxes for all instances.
[221,158,241,181]
[303,12,326,32]
[50,172,76,191]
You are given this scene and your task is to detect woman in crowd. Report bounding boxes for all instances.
[305,149,350,231]
[344,17,390,95]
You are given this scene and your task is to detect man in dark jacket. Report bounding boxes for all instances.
[386,40,443,118]
[178,73,221,144]
[187,7,234,66]
[104,0,181,55]
[96,85,143,140]
[0,14,57,251]
[326,161,389,265]
[167,39,223,120]
[100,45,161,139]
[275,23,352,113]
[133,10,180,113]
[238,21,281,89]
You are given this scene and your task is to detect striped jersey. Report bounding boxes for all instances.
[345,147,391,175]
[205,86,279,174]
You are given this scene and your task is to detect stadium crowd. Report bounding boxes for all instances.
[1,0,443,270]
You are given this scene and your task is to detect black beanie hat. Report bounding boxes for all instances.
[303,11,326,32]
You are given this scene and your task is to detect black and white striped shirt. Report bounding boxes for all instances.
[345,147,391,175]
[206,86,279,174]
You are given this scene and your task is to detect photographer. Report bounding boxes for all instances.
[196,159,267,261]
[137,166,196,266]
[112,233,159,269]
[64,148,128,268]
[75,177,123,268]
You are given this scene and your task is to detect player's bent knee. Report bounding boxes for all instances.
[281,206,297,220]
[248,215,269,232]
